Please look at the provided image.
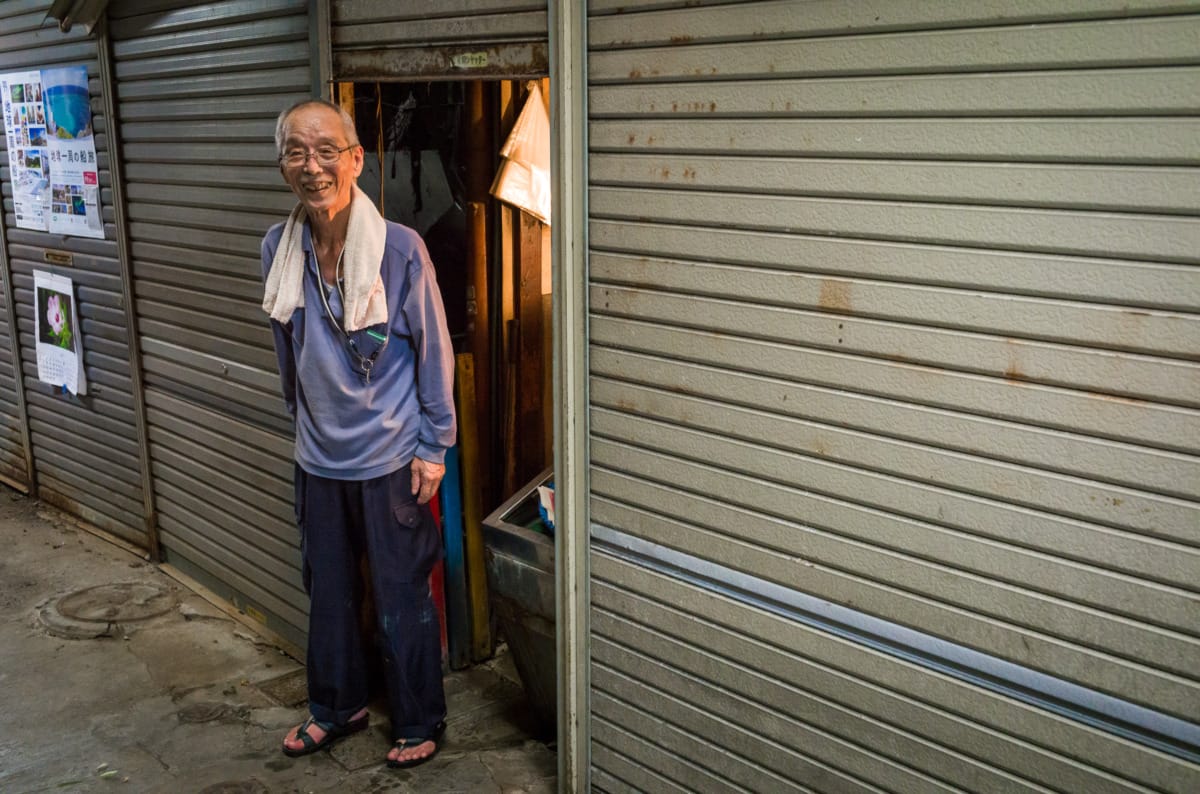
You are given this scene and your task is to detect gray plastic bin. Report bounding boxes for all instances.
[482,467,555,734]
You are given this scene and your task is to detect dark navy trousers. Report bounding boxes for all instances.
[295,463,445,741]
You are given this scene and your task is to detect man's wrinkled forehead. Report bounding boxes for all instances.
[282,105,347,145]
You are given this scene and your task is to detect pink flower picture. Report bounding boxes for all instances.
[47,294,65,334]
[38,288,73,349]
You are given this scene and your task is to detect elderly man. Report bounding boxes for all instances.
[261,99,456,769]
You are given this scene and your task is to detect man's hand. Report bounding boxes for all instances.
[410,456,446,505]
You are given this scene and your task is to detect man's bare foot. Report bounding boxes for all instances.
[281,708,369,755]
[387,737,438,766]
[386,721,445,769]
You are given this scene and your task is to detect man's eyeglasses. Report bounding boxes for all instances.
[278,144,356,168]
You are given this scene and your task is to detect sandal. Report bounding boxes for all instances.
[387,720,446,769]
[282,713,369,757]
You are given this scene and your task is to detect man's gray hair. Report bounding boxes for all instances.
[274,99,360,154]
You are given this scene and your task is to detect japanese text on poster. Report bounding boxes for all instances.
[34,270,87,396]
[1,65,102,238]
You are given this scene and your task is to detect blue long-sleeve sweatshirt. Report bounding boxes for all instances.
[261,220,456,480]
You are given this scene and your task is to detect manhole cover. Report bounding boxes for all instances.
[57,582,175,622]
[37,582,176,639]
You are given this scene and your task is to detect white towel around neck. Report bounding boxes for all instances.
[263,184,388,331]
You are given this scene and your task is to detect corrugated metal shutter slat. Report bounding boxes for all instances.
[589,16,1200,82]
[587,0,1200,43]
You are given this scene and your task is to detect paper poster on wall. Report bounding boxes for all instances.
[42,66,102,238]
[34,270,87,396]
[0,70,51,231]
[0,65,102,238]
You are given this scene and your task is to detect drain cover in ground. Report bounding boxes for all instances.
[177,702,244,724]
[197,780,268,794]
[253,668,308,707]
[37,582,176,639]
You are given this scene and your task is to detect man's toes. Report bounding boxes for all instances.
[390,740,434,762]
[283,721,324,751]
[405,740,434,760]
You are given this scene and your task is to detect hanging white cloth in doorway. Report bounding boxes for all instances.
[490,82,551,225]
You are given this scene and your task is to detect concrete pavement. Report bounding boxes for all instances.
[0,487,556,793]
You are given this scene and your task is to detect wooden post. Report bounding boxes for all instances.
[515,210,546,487]
[498,81,520,501]
[455,352,492,661]
[336,81,354,116]
[464,81,493,513]
[502,317,519,498]
[494,80,518,510]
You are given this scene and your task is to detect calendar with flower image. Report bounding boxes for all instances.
[33,270,86,395]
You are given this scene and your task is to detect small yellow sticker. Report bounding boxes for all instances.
[452,52,488,69]
[244,604,267,624]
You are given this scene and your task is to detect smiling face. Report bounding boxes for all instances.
[277,103,363,222]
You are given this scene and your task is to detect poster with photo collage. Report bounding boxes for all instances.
[0,70,50,231]
[1,65,102,238]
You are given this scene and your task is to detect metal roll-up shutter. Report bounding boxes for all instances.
[0,1,146,540]
[107,0,310,648]
[586,1,1200,791]
[0,178,28,491]
[0,253,29,491]
[331,0,548,80]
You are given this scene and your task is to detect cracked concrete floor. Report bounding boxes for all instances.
[0,489,557,793]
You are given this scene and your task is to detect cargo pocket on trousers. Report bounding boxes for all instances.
[392,502,443,583]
